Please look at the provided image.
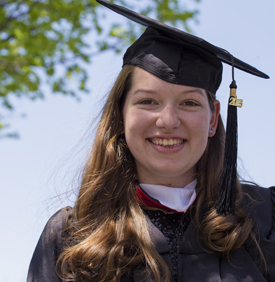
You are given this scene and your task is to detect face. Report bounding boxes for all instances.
[123,67,220,187]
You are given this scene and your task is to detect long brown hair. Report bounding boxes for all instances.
[195,93,254,254]
[58,65,256,281]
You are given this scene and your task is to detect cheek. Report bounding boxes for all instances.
[188,112,211,133]
[188,113,211,149]
[123,109,146,145]
[124,108,151,132]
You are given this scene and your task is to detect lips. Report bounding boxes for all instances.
[149,138,185,147]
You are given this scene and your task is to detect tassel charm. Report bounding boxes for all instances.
[229,84,243,108]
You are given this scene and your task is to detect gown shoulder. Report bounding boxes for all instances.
[242,184,275,281]
[27,207,73,282]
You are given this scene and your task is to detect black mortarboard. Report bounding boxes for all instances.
[123,27,223,94]
[96,0,269,215]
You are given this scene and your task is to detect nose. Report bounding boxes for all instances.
[156,104,180,129]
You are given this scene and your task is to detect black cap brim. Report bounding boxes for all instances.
[97,0,269,79]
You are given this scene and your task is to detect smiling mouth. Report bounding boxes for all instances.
[149,138,185,148]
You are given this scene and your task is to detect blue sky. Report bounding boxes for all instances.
[1,0,274,281]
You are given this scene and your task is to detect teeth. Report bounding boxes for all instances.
[151,138,183,146]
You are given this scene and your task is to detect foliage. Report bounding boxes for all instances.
[0,0,200,138]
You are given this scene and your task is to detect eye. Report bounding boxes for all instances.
[183,101,199,106]
[139,99,156,105]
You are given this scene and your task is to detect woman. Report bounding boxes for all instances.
[27,1,275,281]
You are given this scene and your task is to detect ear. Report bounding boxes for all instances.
[209,100,220,137]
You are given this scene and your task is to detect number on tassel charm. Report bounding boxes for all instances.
[229,97,243,108]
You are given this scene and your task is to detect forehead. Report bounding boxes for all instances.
[129,67,207,97]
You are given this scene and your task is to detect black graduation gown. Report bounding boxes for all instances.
[27,186,275,282]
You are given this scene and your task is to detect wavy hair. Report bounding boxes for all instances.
[58,65,257,281]
[195,92,255,255]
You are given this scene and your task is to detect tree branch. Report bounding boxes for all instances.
[0,1,40,32]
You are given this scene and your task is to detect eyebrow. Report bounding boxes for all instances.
[132,89,157,95]
[182,89,205,96]
[133,88,205,96]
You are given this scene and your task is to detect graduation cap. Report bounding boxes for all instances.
[96,0,269,215]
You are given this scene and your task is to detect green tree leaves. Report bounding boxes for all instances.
[0,0,200,138]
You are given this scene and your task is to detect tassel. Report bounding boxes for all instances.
[216,52,243,216]
[216,77,243,216]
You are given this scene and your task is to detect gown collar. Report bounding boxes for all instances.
[137,180,197,213]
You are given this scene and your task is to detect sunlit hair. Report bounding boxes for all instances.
[57,65,258,281]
